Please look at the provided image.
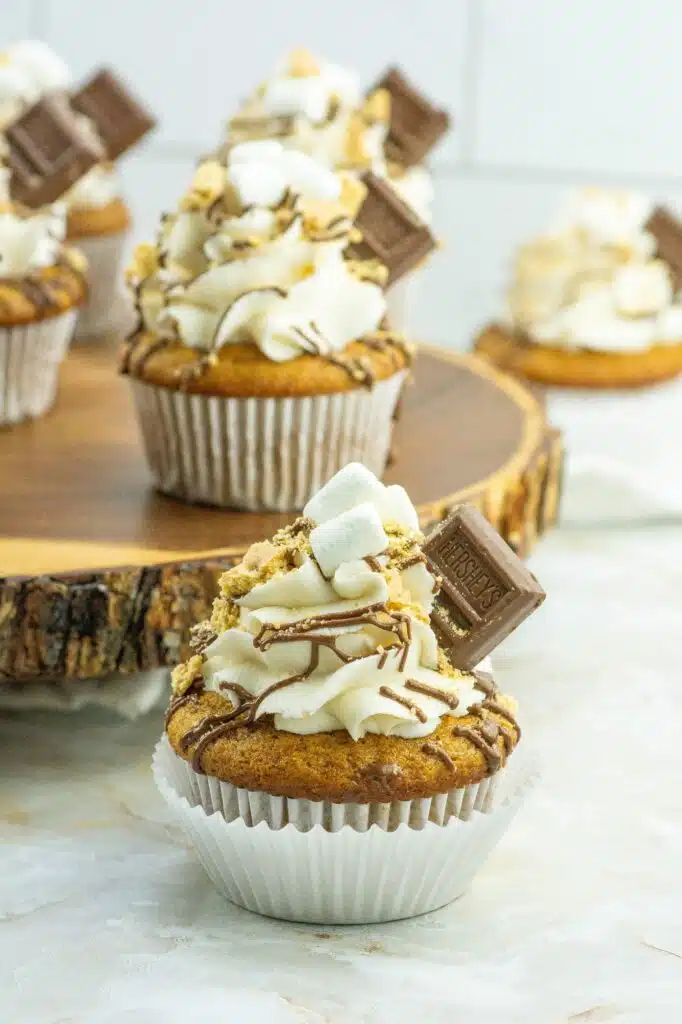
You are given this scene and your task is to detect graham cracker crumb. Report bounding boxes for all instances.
[171,653,204,696]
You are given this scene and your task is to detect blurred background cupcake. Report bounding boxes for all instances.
[0,40,152,341]
[475,187,682,388]
[220,49,449,332]
[124,141,414,510]
[0,168,86,425]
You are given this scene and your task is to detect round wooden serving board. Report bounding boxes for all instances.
[0,340,562,684]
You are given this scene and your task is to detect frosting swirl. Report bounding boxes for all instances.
[193,463,493,739]
[0,40,121,211]
[0,168,67,276]
[505,187,682,351]
[128,141,388,361]
[223,50,433,224]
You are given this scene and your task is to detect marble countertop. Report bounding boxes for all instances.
[2,525,681,1023]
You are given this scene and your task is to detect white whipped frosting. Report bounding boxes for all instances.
[227,53,433,222]
[144,141,386,360]
[202,463,490,740]
[230,53,386,170]
[0,40,121,210]
[506,187,682,351]
[0,168,66,275]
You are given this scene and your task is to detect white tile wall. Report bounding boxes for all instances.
[6,0,682,347]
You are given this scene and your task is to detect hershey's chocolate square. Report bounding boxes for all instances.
[5,93,104,207]
[645,206,682,291]
[349,171,436,286]
[374,66,450,167]
[71,68,156,161]
[424,504,545,671]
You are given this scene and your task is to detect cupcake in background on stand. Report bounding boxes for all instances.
[0,41,155,341]
[0,164,87,425]
[220,49,449,332]
[155,462,544,924]
[123,140,434,511]
[475,187,682,388]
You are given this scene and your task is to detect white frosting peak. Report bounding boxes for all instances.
[136,147,386,360]
[202,464,492,739]
[506,187,682,351]
[0,168,66,275]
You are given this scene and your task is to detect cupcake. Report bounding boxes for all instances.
[475,187,682,388]
[221,50,449,331]
[124,142,412,511]
[0,41,150,340]
[0,168,86,425]
[154,462,544,924]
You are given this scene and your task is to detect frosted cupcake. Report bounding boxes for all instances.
[222,50,449,329]
[475,188,682,388]
[154,463,543,924]
[0,169,86,425]
[0,41,133,339]
[124,142,412,511]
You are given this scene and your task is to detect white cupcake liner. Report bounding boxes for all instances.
[130,370,407,511]
[71,230,132,340]
[0,309,78,427]
[386,272,423,334]
[153,736,537,924]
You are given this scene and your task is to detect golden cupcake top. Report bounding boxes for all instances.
[504,187,682,352]
[125,141,415,389]
[164,464,539,797]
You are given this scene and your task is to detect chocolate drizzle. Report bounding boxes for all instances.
[452,723,503,774]
[379,684,428,723]
[405,678,459,710]
[178,601,415,773]
[363,555,384,572]
[421,741,455,770]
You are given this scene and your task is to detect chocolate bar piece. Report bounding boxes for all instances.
[71,68,156,161]
[349,171,436,285]
[374,67,450,167]
[423,504,545,671]
[5,93,104,208]
[645,206,682,291]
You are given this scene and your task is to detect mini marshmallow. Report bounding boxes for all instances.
[278,149,341,200]
[228,161,288,209]
[263,76,329,122]
[304,462,385,524]
[378,484,420,531]
[613,261,672,317]
[229,140,283,162]
[310,502,388,578]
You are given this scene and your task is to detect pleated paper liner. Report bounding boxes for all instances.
[72,230,131,340]
[130,369,407,511]
[154,736,537,924]
[0,309,78,426]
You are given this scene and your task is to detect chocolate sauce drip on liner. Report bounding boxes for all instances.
[379,684,428,723]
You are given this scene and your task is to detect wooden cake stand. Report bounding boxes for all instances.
[0,341,562,685]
